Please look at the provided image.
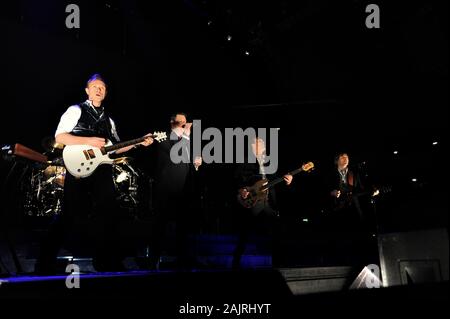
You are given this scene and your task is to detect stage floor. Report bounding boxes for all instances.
[1,267,448,319]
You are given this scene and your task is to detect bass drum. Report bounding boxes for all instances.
[23,167,64,217]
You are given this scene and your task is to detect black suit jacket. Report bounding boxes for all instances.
[328,166,365,218]
[331,167,364,193]
[154,131,193,194]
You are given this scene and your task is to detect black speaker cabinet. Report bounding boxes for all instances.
[378,228,449,287]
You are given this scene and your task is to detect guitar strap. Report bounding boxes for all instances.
[101,110,120,144]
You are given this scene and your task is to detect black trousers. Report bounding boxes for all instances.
[35,165,122,272]
[149,184,194,268]
[232,202,279,268]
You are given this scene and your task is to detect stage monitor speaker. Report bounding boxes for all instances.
[377,228,449,287]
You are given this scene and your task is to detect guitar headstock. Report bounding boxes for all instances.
[152,131,167,143]
[302,162,314,172]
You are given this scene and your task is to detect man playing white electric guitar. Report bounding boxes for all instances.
[35,74,153,274]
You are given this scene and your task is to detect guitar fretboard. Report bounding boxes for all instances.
[266,167,304,189]
[104,136,147,152]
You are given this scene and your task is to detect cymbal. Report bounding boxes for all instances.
[41,137,64,152]
[113,157,133,165]
[44,165,65,177]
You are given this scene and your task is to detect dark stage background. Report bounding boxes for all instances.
[1,1,448,261]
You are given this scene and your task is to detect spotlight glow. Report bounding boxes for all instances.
[393,150,398,155]
[432,141,438,145]
[412,178,417,182]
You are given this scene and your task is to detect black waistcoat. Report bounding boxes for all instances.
[71,101,119,143]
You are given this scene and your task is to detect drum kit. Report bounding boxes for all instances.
[23,137,143,217]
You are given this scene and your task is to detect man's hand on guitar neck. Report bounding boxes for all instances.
[284,174,293,186]
[116,133,154,154]
[140,133,154,147]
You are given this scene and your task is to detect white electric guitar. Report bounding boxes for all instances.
[63,132,167,178]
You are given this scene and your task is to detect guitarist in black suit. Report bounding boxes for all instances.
[327,152,379,265]
[148,113,202,269]
[233,137,293,269]
[329,153,365,223]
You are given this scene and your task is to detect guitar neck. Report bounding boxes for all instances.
[104,136,147,153]
[266,167,304,188]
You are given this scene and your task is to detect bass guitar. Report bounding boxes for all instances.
[237,162,314,208]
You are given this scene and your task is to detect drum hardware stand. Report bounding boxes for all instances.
[124,161,139,177]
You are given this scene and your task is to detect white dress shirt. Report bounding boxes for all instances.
[55,100,120,141]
